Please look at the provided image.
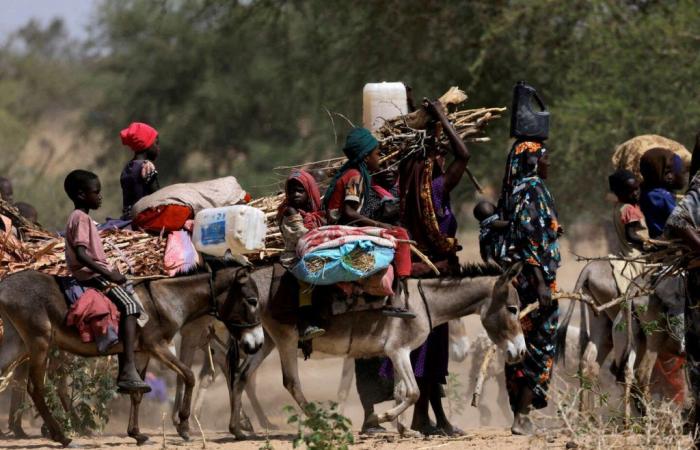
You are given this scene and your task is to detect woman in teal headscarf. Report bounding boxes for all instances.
[324,127,413,318]
[324,127,382,224]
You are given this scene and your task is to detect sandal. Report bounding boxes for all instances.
[117,378,152,394]
[382,306,416,319]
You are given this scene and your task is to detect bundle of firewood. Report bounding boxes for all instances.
[0,227,166,280]
[256,86,505,256]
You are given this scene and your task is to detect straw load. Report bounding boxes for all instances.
[612,134,691,180]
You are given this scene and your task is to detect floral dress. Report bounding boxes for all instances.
[499,140,561,411]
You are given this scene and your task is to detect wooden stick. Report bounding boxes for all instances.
[409,244,440,275]
[465,167,484,194]
[194,415,207,449]
[471,345,497,407]
[472,301,541,407]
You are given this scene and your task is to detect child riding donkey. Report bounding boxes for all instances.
[63,169,150,393]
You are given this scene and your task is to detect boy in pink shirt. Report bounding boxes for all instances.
[63,169,150,393]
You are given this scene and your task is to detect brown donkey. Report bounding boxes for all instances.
[0,266,262,447]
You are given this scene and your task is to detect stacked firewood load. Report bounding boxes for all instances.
[0,86,503,277]
[257,86,505,258]
[0,202,167,280]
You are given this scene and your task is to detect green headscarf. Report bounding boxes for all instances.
[323,127,378,209]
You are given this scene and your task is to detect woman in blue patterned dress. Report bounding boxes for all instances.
[498,140,562,435]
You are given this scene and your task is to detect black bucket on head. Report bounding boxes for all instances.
[510,81,550,141]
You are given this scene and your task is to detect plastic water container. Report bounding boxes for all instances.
[192,205,267,257]
[362,82,408,132]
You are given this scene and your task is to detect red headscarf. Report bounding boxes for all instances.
[120,122,158,152]
[277,169,325,230]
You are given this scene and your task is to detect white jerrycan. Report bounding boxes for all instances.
[192,205,267,257]
[362,81,408,132]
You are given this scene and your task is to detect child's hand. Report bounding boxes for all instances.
[106,270,127,285]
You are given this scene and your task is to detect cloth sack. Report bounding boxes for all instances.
[292,240,395,285]
[131,176,248,218]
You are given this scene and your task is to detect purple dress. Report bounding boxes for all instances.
[411,175,453,383]
[120,160,159,219]
[381,175,454,384]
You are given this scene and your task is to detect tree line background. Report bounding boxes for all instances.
[1,0,699,230]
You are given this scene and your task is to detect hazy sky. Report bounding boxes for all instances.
[0,0,97,40]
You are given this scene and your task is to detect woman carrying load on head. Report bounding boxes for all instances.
[120,122,161,219]
[497,82,561,436]
[323,127,413,318]
[277,169,326,341]
[396,97,470,436]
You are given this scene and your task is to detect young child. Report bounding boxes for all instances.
[474,200,509,264]
[278,169,326,341]
[63,170,150,393]
[120,122,161,219]
[608,169,649,253]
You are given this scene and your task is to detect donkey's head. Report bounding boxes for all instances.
[480,262,526,365]
[219,267,263,354]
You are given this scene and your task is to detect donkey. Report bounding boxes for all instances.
[557,260,683,412]
[226,262,526,439]
[179,317,470,432]
[0,266,262,447]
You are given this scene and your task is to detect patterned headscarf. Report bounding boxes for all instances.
[323,128,378,209]
[499,140,546,213]
[277,169,325,230]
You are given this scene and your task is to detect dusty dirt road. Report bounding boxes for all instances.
[0,429,568,449]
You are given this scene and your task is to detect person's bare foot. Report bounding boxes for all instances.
[511,412,534,435]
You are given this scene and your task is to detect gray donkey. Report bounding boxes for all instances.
[557,260,683,412]
[225,262,527,439]
[0,266,262,447]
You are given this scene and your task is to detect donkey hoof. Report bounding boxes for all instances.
[129,432,149,446]
[176,422,190,441]
[11,427,29,439]
[229,427,247,440]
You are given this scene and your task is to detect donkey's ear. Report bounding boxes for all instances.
[236,266,252,284]
[503,261,523,281]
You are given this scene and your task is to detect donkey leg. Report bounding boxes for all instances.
[245,365,278,430]
[375,349,419,423]
[279,340,308,408]
[128,353,151,445]
[173,337,198,427]
[151,344,196,441]
[8,361,29,438]
[336,357,354,414]
[192,349,217,423]
[25,340,70,447]
[231,335,275,439]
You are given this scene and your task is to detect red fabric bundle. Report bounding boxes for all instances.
[66,288,120,343]
[133,204,193,233]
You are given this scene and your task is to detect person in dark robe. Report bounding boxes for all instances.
[119,122,161,219]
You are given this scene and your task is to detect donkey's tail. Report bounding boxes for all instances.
[556,263,589,366]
